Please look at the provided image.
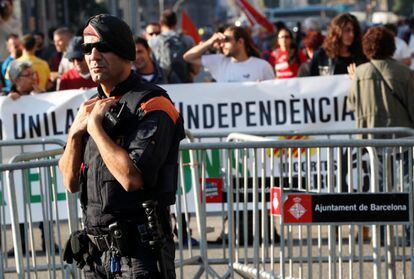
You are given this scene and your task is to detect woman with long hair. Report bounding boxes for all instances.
[267,27,307,78]
[309,13,367,76]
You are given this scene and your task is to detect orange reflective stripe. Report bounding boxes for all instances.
[140,96,179,124]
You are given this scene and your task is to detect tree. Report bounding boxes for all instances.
[393,0,413,17]
[68,0,108,33]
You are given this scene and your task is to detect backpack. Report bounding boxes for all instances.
[156,33,191,83]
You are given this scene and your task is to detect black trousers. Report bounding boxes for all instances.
[83,238,175,278]
[83,208,176,279]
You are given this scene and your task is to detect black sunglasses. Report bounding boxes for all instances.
[81,41,113,55]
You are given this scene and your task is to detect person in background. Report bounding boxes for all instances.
[407,17,414,71]
[34,31,57,69]
[144,22,161,41]
[6,60,60,256]
[47,27,61,72]
[309,13,366,76]
[348,26,414,245]
[0,0,21,62]
[1,33,21,92]
[133,36,166,84]
[252,26,273,54]
[184,25,275,82]
[186,25,276,245]
[6,60,40,255]
[348,26,414,136]
[52,27,73,87]
[59,14,183,277]
[7,60,40,100]
[149,9,195,83]
[58,36,96,90]
[397,18,410,42]
[267,27,307,79]
[13,34,51,91]
[384,23,411,66]
[297,31,324,77]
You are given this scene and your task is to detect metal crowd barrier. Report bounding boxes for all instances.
[179,128,414,279]
[1,128,414,278]
[174,131,221,278]
[0,139,76,279]
[0,136,212,279]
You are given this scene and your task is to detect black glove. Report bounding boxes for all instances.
[63,237,74,264]
[63,230,90,269]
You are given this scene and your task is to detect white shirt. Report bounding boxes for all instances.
[409,34,414,70]
[58,56,73,76]
[393,37,411,62]
[201,54,275,82]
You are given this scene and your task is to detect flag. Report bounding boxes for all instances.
[181,10,201,44]
[234,0,275,33]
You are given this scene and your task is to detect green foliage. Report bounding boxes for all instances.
[68,0,108,32]
[393,0,413,17]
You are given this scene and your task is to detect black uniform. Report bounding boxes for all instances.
[79,72,184,278]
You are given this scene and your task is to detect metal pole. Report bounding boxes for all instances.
[63,0,69,25]
[25,0,32,32]
[130,0,138,34]
[109,0,117,16]
[39,0,48,41]
[159,0,164,17]
[136,0,142,35]
[6,170,24,278]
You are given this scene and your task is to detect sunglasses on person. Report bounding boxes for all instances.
[223,35,236,42]
[18,71,36,79]
[81,41,113,55]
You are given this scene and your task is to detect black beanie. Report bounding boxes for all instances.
[84,14,136,61]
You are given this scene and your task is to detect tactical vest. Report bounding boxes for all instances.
[79,83,184,231]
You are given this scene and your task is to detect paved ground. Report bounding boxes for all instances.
[1,215,413,278]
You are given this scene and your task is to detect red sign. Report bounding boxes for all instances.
[270,187,281,215]
[283,194,313,223]
[200,178,223,203]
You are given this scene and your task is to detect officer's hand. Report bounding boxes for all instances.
[87,97,118,136]
[69,97,99,137]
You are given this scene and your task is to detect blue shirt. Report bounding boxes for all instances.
[1,55,14,92]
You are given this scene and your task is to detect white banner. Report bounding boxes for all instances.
[0,75,353,140]
[167,75,354,133]
[0,75,354,222]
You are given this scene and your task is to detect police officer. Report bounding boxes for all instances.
[59,14,184,278]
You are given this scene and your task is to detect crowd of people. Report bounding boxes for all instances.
[0,8,413,98]
[1,3,414,256]
[1,8,413,150]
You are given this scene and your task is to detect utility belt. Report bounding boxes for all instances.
[64,200,167,277]
[87,222,151,255]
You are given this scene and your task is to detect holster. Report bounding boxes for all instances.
[87,222,150,257]
[108,221,139,256]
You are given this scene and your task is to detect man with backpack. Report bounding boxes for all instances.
[149,9,195,83]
